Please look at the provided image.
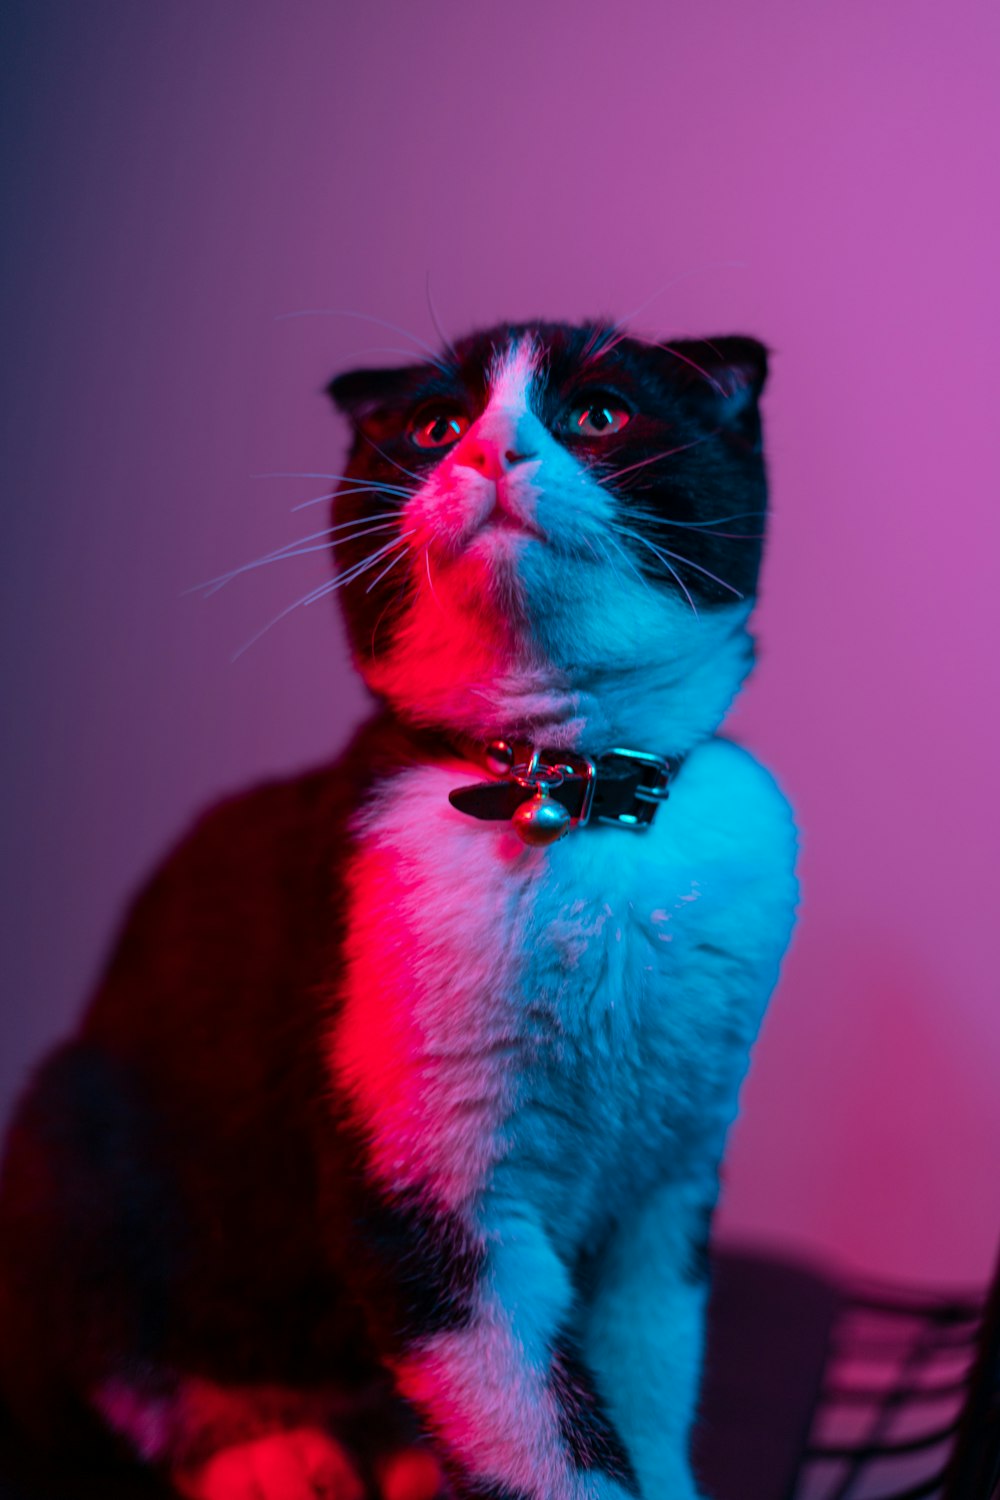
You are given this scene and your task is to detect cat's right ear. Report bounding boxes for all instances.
[326,365,423,425]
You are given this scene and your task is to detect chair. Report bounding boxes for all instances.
[696,1243,1000,1500]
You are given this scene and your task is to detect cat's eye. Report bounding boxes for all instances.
[409,410,470,449]
[564,400,631,438]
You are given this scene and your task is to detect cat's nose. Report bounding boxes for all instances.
[459,440,538,478]
[453,418,538,479]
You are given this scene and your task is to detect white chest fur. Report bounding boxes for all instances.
[331,738,798,1246]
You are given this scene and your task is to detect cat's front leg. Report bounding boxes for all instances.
[93,1372,383,1500]
[581,1176,717,1500]
[381,1200,640,1500]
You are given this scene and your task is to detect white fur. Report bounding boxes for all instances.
[332,739,798,1498]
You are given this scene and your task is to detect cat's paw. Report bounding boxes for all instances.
[172,1427,365,1500]
[375,1445,444,1500]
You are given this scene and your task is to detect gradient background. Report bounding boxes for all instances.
[2,0,998,1288]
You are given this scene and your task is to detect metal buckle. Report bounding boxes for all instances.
[595,748,671,830]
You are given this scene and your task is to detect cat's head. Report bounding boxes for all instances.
[328,321,769,754]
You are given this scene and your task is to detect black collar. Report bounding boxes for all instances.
[448,740,681,846]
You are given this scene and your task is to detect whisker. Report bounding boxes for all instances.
[578,324,617,367]
[337,345,448,365]
[274,308,453,375]
[612,527,699,616]
[602,531,652,594]
[425,272,459,365]
[589,533,628,595]
[600,431,720,482]
[360,434,426,487]
[253,470,415,495]
[613,524,744,601]
[581,264,751,368]
[423,546,443,610]
[232,577,342,660]
[365,543,410,594]
[623,505,766,538]
[292,486,408,512]
[608,263,751,345]
[322,534,413,585]
[654,343,726,397]
[328,532,416,590]
[191,518,402,596]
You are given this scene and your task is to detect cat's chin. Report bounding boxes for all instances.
[460,525,536,578]
[359,582,758,756]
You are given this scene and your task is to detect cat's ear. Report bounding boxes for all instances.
[326,364,425,424]
[658,335,768,443]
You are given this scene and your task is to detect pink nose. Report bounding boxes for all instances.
[453,420,538,479]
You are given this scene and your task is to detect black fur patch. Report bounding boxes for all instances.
[549,1331,639,1493]
[356,1189,485,1345]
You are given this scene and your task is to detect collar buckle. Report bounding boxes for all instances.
[594,748,672,829]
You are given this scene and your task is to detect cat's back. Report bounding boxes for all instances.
[0,748,373,1435]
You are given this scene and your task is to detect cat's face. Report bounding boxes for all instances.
[328,321,769,751]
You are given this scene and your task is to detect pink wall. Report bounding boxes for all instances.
[2,0,998,1286]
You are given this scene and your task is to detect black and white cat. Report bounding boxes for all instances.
[0,321,798,1500]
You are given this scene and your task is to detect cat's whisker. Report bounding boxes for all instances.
[625,507,765,529]
[293,486,409,512]
[274,307,454,375]
[360,435,428,489]
[587,533,630,596]
[369,595,400,660]
[231,575,344,660]
[338,345,447,366]
[600,432,720,483]
[423,547,443,610]
[191,518,402,597]
[234,535,416,661]
[576,530,613,580]
[610,264,752,347]
[610,527,699,616]
[623,505,766,539]
[578,324,618,367]
[425,272,459,367]
[290,492,338,512]
[612,523,744,603]
[653,344,726,397]
[329,532,417,592]
[668,528,764,540]
[253,470,415,496]
[602,531,652,594]
[365,543,411,594]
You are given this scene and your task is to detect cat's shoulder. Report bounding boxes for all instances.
[668,736,798,868]
[130,713,404,898]
[133,761,347,905]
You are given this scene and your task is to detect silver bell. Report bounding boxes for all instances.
[512,790,571,846]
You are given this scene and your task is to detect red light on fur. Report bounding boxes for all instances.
[377,1446,443,1500]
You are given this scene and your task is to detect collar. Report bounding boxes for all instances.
[448,739,681,846]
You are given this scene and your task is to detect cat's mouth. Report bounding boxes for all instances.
[476,500,543,540]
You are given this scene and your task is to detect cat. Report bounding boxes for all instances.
[0,320,798,1500]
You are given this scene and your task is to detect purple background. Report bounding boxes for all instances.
[2,1,998,1286]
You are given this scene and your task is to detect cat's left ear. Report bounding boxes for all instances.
[326,364,424,425]
[659,335,768,443]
